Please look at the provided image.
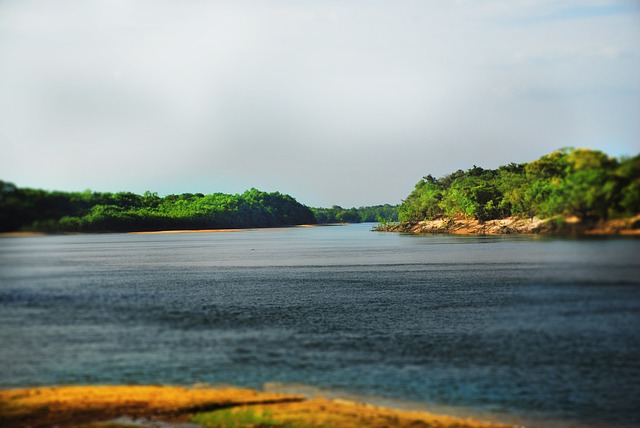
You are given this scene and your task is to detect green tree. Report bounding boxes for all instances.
[398,175,443,222]
[397,147,639,223]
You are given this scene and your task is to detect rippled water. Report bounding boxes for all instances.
[1,224,639,427]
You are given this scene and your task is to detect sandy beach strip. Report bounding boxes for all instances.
[129,224,327,234]
[129,228,249,234]
[0,231,47,238]
[0,224,324,238]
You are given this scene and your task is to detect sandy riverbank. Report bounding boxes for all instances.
[130,228,250,234]
[0,224,329,238]
[0,231,47,238]
[130,224,330,234]
[0,385,514,428]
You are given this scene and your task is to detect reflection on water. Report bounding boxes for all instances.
[1,224,639,428]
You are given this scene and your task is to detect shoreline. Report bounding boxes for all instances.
[0,231,47,237]
[262,383,594,428]
[0,384,515,428]
[375,215,640,236]
[129,224,346,235]
[2,217,638,237]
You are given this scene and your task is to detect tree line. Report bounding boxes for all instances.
[0,183,399,233]
[0,185,317,233]
[312,204,399,224]
[398,148,639,223]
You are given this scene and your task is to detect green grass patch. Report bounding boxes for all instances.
[191,407,292,428]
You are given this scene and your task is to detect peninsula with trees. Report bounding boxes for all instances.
[378,147,639,235]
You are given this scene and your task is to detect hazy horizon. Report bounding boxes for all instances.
[2,1,639,207]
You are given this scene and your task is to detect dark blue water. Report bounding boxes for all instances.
[1,224,639,427]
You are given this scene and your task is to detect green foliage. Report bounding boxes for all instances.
[0,184,315,233]
[191,407,290,428]
[376,216,399,229]
[398,175,443,222]
[397,148,640,223]
[312,204,398,224]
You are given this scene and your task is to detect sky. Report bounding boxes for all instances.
[1,0,639,207]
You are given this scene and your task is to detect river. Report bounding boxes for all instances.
[1,224,639,427]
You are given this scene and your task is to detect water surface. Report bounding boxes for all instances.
[1,224,639,427]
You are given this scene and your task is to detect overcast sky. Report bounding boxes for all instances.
[1,0,639,207]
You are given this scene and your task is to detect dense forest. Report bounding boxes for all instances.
[398,148,640,223]
[0,183,398,233]
[0,185,316,233]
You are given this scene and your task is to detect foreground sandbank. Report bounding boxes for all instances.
[0,385,514,428]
